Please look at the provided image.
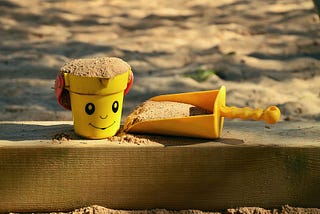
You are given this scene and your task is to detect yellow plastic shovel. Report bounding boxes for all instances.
[124,86,280,139]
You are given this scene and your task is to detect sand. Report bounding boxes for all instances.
[1,0,320,212]
[1,0,319,122]
[59,57,131,78]
[124,100,211,130]
[58,204,320,214]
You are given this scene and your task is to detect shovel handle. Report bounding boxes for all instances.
[220,105,280,124]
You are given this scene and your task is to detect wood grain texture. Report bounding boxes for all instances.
[0,121,319,212]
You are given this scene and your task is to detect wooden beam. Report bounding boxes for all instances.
[0,121,319,212]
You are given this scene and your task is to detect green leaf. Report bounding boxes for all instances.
[184,68,216,82]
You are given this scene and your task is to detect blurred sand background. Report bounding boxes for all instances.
[1,0,319,123]
[1,1,320,213]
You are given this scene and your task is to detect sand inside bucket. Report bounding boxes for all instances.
[124,100,212,130]
[59,57,131,78]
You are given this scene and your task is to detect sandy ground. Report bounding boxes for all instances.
[1,0,320,213]
[58,205,320,214]
[1,0,319,123]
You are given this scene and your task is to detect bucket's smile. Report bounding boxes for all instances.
[89,121,115,130]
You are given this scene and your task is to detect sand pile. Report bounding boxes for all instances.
[59,57,131,78]
[124,100,211,130]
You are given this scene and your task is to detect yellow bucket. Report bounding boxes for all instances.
[64,71,129,139]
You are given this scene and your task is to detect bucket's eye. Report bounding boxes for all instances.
[112,101,119,113]
[85,103,95,115]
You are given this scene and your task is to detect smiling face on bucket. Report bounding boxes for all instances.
[85,100,119,130]
[71,92,123,139]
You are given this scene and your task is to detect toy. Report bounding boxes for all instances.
[124,86,280,139]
